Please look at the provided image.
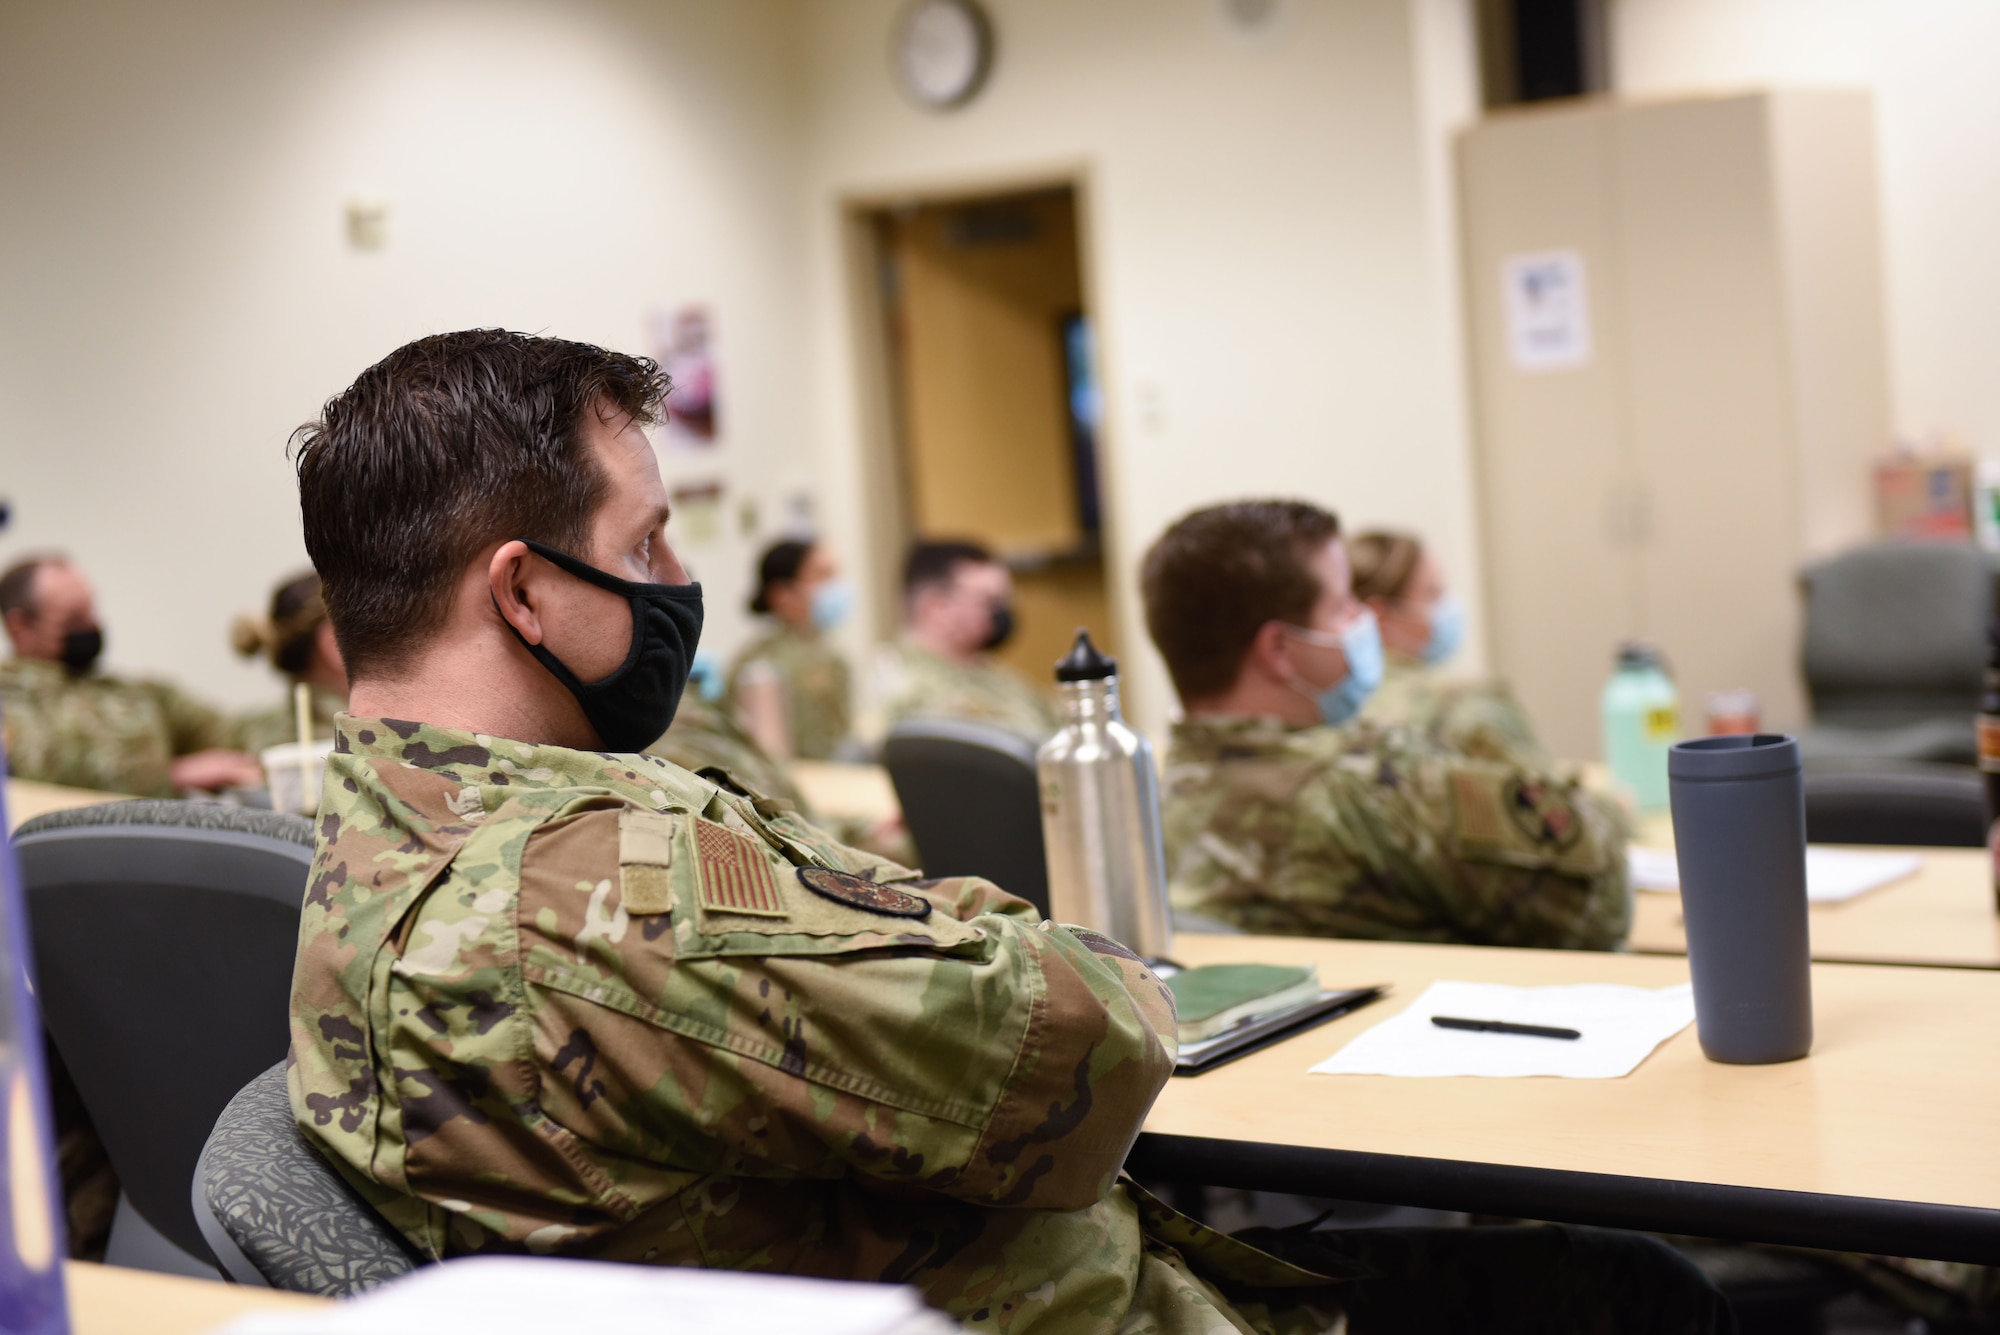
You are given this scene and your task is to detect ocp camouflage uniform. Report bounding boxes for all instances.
[649,685,812,811]
[881,640,1059,744]
[1162,714,1630,949]
[289,715,1350,1334]
[724,625,852,761]
[1361,659,1548,766]
[0,656,236,797]
[649,686,916,867]
[235,685,346,759]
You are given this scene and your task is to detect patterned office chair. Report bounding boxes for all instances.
[194,1062,419,1294]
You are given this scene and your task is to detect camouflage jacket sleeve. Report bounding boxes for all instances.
[485,801,1178,1215]
[1433,680,1550,768]
[150,679,234,755]
[1387,752,1630,950]
[1282,750,1630,950]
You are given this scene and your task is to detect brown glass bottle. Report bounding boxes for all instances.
[1981,624,2000,910]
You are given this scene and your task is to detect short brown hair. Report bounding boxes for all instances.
[0,555,59,622]
[293,330,669,677]
[1141,500,1342,701]
[1350,531,1423,602]
[903,539,995,598]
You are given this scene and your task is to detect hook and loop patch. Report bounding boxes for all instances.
[795,867,933,919]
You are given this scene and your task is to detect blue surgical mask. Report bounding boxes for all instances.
[1286,610,1385,726]
[690,649,725,701]
[809,579,854,632]
[1421,594,1466,667]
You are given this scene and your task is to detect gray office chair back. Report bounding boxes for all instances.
[881,719,1050,916]
[196,1062,419,1294]
[1798,543,1994,763]
[14,800,314,1266]
[1802,763,1987,848]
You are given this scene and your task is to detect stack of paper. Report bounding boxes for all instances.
[218,1256,958,1335]
[1310,979,1695,1079]
[1627,846,1921,904]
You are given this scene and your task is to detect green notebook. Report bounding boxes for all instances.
[1166,963,1322,1043]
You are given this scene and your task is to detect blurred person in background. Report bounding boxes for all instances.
[649,679,909,864]
[0,554,260,796]
[724,538,853,760]
[879,539,1057,743]
[1351,530,1546,763]
[1143,501,1628,949]
[231,569,348,756]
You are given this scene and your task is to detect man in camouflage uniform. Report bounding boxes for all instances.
[287,332,1724,1334]
[1142,502,1629,949]
[880,541,1059,744]
[0,555,262,797]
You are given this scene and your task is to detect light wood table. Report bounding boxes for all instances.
[1628,846,2000,969]
[787,760,900,826]
[66,1260,325,1334]
[6,780,132,833]
[1623,810,2000,968]
[1133,934,2000,1261]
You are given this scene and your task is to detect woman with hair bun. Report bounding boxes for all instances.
[723,539,854,760]
[231,570,348,756]
[1350,530,1546,763]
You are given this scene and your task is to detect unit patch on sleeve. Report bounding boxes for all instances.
[1503,778,1583,852]
[695,819,787,917]
[795,867,933,919]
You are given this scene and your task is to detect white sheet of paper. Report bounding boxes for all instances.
[1310,979,1694,1080]
[1628,846,1921,903]
[216,1256,954,1335]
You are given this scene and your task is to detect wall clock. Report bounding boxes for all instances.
[893,0,994,110]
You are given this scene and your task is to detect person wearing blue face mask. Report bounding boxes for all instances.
[1350,530,1548,764]
[1144,500,1630,950]
[722,539,855,760]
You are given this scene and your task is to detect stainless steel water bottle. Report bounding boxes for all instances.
[1036,629,1174,959]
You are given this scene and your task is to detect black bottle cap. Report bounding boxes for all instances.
[1616,640,1670,675]
[1054,628,1117,682]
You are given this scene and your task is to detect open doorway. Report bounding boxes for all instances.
[853,183,1114,686]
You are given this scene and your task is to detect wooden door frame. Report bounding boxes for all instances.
[835,163,1133,710]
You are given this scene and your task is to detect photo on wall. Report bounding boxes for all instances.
[648,303,719,446]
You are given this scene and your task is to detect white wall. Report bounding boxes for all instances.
[0,0,1488,742]
[0,0,810,711]
[1614,0,2000,454]
[795,0,1484,734]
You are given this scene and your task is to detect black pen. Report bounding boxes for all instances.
[1430,1016,1581,1041]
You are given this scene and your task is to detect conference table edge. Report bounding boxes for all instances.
[1126,1132,2000,1263]
[1627,941,2000,971]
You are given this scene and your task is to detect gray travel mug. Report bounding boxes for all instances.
[1667,734,1813,1064]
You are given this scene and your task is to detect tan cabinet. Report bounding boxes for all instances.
[1458,92,1890,760]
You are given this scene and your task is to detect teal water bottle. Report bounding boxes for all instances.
[1602,642,1680,812]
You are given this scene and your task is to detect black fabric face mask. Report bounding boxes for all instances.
[501,539,704,753]
[58,627,103,676]
[982,602,1016,652]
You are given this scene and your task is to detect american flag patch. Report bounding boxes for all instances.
[694,820,786,917]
